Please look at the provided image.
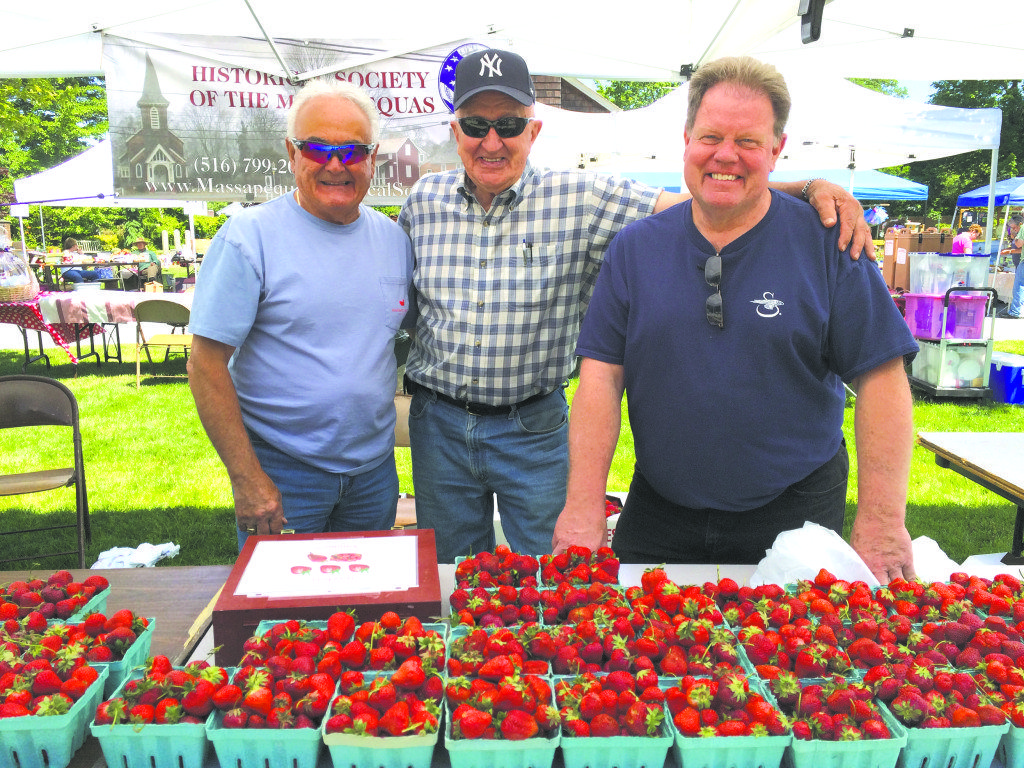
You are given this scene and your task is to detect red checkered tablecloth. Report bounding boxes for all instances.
[0,291,101,364]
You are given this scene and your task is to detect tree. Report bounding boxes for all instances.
[594,80,676,110]
[848,79,907,99]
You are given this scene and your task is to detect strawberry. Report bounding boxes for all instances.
[589,712,621,737]
[391,657,426,691]
[452,707,492,739]
[379,701,412,736]
[500,708,539,740]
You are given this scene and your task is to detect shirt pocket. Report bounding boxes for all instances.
[503,245,560,311]
[380,276,410,331]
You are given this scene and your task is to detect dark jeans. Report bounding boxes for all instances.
[612,442,849,564]
[62,269,99,283]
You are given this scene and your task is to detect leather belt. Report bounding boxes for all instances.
[405,377,550,416]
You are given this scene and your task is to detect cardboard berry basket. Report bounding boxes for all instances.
[784,702,907,768]
[0,666,109,768]
[668,677,790,768]
[998,725,1024,768]
[322,710,440,768]
[66,585,110,623]
[89,668,214,768]
[444,700,559,768]
[553,674,672,768]
[206,707,323,768]
[561,720,673,768]
[898,718,1008,768]
[92,617,156,698]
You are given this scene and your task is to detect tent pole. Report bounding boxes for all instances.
[17,216,27,257]
[38,207,46,251]
[986,148,998,284]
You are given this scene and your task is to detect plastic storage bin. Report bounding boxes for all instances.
[909,252,990,295]
[910,340,990,390]
[0,667,109,768]
[903,293,990,340]
[89,668,213,768]
[990,351,1024,404]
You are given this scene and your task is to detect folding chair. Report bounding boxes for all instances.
[0,375,90,568]
[135,299,193,388]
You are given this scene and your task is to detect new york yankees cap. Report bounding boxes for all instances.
[454,48,535,110]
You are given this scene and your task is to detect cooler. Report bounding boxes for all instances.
[990,351,1024,404]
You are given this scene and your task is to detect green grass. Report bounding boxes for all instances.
[1,340,1023,570]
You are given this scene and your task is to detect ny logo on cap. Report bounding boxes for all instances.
[478,53,503,78]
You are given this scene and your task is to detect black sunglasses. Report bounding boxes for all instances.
[290,139,376,166]
[704,255,723,328]
[457,116,533,139]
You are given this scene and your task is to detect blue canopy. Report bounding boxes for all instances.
[956,177,1024,207]
[768,169,928,201]
[618,168,927,201]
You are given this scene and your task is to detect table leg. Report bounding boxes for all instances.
[17,327,50,372]
[1002,505,1024,565]
[72,324,102,367]
[102,323,122,363]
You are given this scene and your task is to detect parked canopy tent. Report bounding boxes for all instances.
[957,178,1024,208]
[13,140,181,209]
[532,77,999,179]
[952,177,1024,256]
[11,140,202,250]
[5,0,1022,81]
[769,170,927,201]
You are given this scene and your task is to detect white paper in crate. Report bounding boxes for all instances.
[750,522,880,588]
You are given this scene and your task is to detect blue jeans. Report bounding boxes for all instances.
[1010,260,1024,317]
[62,269,99,283]
[612,443,849,564]
[238,431,398,550]
[408,386,568,562]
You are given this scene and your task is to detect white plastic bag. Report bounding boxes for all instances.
[91,542,179,568]
[750,522,879,588]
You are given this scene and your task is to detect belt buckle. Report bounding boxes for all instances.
[464,401,488,416]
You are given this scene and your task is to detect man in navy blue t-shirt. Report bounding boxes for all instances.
[552,56,919,584]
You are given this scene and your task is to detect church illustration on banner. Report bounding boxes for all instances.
[117,55,188,193]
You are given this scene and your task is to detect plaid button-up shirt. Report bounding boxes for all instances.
[400,164,659,405]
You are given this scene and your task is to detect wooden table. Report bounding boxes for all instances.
[917,431,1024,563]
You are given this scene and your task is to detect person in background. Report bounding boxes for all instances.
[188,79,413,548]
[999,214,1024,319]
[552,56,919,584]
[59,237,100,284]
[399,47,877,563]
[951,223,982,254]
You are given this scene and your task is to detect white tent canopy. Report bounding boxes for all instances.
[4,0,1023,81]
[13,140,181,208]
[530,76,1000,176]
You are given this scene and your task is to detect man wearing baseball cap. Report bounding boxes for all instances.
[399,48,873,562]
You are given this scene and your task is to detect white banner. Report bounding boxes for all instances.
[103,35,490,205]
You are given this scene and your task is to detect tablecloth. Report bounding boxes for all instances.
[0,291,101,364]
[38,290,193,325]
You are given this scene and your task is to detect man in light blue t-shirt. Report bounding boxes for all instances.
[188,80,413,548]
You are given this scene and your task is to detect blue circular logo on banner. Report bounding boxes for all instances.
[438,43,488,114]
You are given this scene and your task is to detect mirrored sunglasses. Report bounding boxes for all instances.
[290,139,376,166]
[457,116,533,139]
